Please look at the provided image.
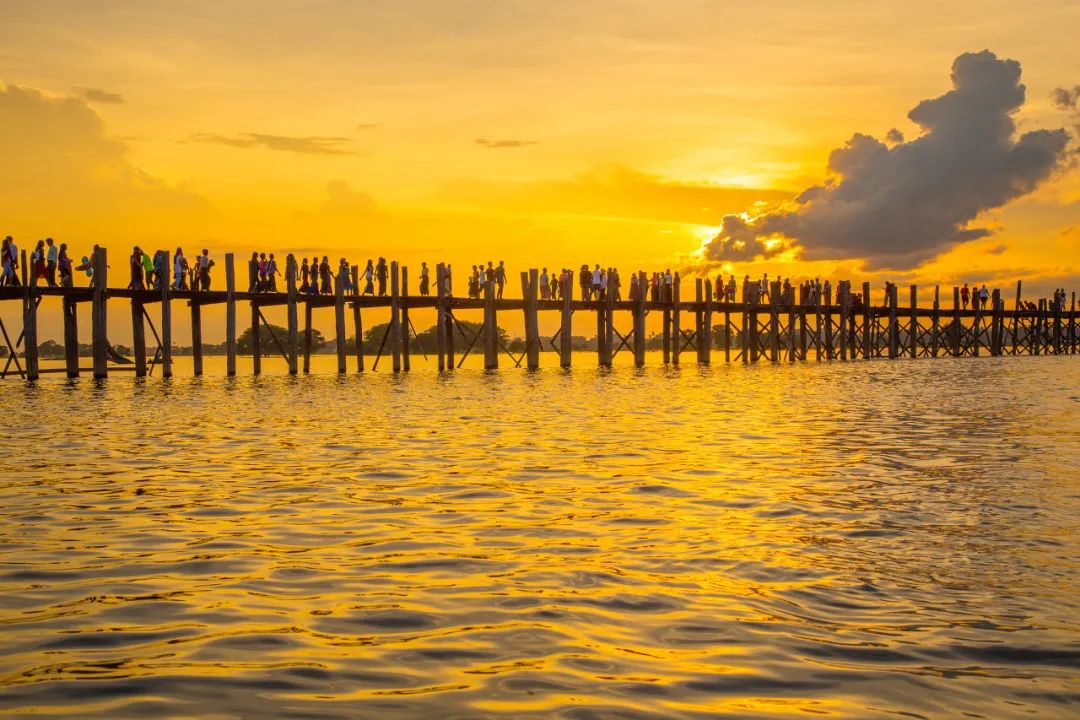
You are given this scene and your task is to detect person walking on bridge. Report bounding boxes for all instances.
[419,262,430,296]
[128,246,145,290]
[362,259,374,295]
[495,261,506,299]
[960,283,970,309]
[376,257,388,296]
[197,249,213,290]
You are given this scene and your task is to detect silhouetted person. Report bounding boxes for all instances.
[419,261,430,296]
[376,257,388,296]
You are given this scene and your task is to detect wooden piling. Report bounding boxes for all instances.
[391,261,402,373]
[952,287,961,357]
[251,298,261,375]
[703,277,713,365]
[861,281,872,360]
[130,295,146,377]
[525,269,540,369]
[1071,291,1077,355]
[482,277,497,370]
[303,301,312,373]
[888,284,899,359]
[21,251,38,381]
[908,285,918,358]
[694,279,704,363]
[190,299,203,376]
[596,282,607,367]
[798,287,808,361]
[662,287,672,365]
[603,269,615,367]
[672,273,681,366]
[1011,281,1022,355]
[399,266,410,372]
[352,265,364,372]
[225,253,237,376]
[159,251,172,378]
[768,281,780,362]
[838,285,848,361]
[931,286,941,358]
[560,274,572,368]
[634,271,646,367]
[823,287,833,360]
[1052,293,1062,355]
[63,296,79,378]
[286,255,299,374]
[746,288,757,363]
[436,264,447,371]
[723,293,731,364]
[336,266,348,374]
[91,247,108,379]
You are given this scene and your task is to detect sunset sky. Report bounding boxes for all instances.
[2,1,1078,342]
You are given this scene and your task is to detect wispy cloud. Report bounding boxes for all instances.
[73,86,125,104]
[475,136,537,149]
[356,123,379,130]
[189,132,355,155]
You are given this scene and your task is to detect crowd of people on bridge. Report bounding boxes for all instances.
[4,236,1074,318]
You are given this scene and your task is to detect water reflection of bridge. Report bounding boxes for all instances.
[1,249,1076,380]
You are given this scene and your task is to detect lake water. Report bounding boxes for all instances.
[1,354,1078,718]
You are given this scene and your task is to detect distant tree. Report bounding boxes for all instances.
[357,320,509,354]
[237,324,324,354]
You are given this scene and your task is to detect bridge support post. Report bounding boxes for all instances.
[225,253,237,376]
[436,264,447,371]
[159,251,171,378]
[560,274,572,368]
[63,296,79,378]
[92,247,108,379]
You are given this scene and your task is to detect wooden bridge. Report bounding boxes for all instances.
[1,248,1076,380]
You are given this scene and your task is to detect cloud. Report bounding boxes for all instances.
[885,128,904,144]
[320,180,377,216]
[0,82,216,242]
[439,164,792,226]
[356,123,379,130]
[190,132,355,155]
[73,86,126,104]
[475,136,537,149]
[703,51,1074,270]
[1051,85,1080,110]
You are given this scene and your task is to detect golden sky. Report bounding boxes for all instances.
[2,1,1079,342]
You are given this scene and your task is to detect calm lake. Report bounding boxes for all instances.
[1,354,1078,718]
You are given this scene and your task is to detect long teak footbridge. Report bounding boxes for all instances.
[1,249,1076,380]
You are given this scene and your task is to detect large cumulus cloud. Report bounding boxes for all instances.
[705,50,1074,269]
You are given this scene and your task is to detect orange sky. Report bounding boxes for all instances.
[1,1,1078,343]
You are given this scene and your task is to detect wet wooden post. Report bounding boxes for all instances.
[723,289,732,363]
[747,287,757,363]
[352,265,364,372]
[603,269,615,367]
[990,289,1002,356]
[250,295,261,376]
[446,273,456,371]
[634,271,647,367]
[390,261,402,373]
[399,266,411,372]
[888,284,899,359]
[21,251,38,380]
[952,287,961,357]
[1052,293,1062,355]
[191,299,203,377]
[786,286,796,363]
[159,250,172,378]
[672,273,682,365]
[798,286,808,361]
[861,281,872,360]
[931,285,941,358]
[91,247,108,378]
[823,285,833,360]
[526,269,540,369]
[595,280,606,367]
[132,292,146,377]
[335,266,348,374]
[1071,291,1077,355]
[694,278,704,363]
[1035,299,1045,355]
[483,277,497,369]
[1011,280,1022,355]
[662,278,672,364]
[303,300,312,373]
[436,264,447,371]
[225,253,237,376]
[908,285,918,359]
[560,274,572,368]
[283,256,298,374]
[768,281,780,362]
[703,277,713,365]
[835,286,845,361]
[63,295,79,378]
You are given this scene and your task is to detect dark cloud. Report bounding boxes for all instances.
[190,132,354,155]
[704,51,1073,270]
[885,128,904,144]
[1051,85,1080,110]
[73,86,126,104]
[475,136,538,149]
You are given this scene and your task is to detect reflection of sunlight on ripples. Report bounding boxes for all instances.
[0,354,1077,718]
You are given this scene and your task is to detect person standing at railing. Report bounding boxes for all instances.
[419,262,430,296]
[57,243,73,287]
[172,249,186,290]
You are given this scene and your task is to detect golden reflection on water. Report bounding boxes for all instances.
[1,354,1078,718]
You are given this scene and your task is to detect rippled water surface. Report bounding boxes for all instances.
[1,354,1078,719]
